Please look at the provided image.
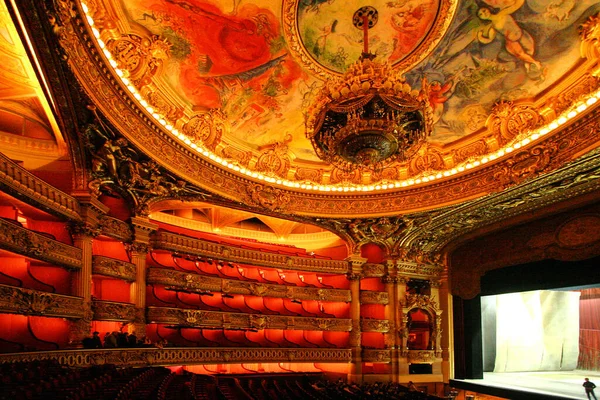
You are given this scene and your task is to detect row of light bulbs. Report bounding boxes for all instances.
[81,2,598,194]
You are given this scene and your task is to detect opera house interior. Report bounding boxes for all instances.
[1,0,600,398]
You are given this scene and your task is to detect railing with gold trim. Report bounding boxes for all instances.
[0,284,84,318]
[93,256,136,281]
[151,231,348,274]
[359,290,388,305]
[0,151,81,220]
[360,319,390,333]
[0,347,352,367]
[147,267,351,302]
[98,215,133,242]
[362,349,391,363]
[406,350,437,364]
[0,219,82,269]
[147,307,352,331]
[92,299,136,322]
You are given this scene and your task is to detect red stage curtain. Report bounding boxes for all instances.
[578,290,600,371]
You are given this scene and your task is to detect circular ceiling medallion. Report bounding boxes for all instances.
[556,215,600,249]
[283,0,458,77]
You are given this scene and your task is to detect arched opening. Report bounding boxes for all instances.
[407,308,431,350]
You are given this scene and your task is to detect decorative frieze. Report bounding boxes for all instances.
[406,350,437,364]
[92,300,136,322]
[98,215,132,242]
[360,319,390,333]
[151,231,348,274]
[92,256,136,281]
[0,219,82,269]
[362,349,391,363]
[396,261,444,278]
[362,263,385,277]
[147,307,352,332]
[147,267,351,301]
[0,347,352,367]
[0,152,81,220]
[0,285,84,318]
[359,291,389,305]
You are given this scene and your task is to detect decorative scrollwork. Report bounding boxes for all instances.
[92,300,136,322]
[0,285,85,318]
[92,256,136,281]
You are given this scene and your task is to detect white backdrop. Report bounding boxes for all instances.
[484,290,580,372]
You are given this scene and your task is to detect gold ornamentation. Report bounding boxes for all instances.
[547,75,600,116]
[151,232,347,274]
[92,256,136,281]
[487,101,544,146]
[406,293,438,310]
[92,300,136,321]
[329,168,361,185]
[407,350,436,364]
[183,111,224,151]
[360,291,389,305]
[294,167,324,184]
[452,140,488,165]
[220,146,252,167]
[98,215,133,242]
[362,263,385,277]
[580,13,600,60]
[0,347,351,367]
[0,151,81,220]
[408,146,445,177]
[246,183,290,212]
[362,349,391,363]
[360,319,390,333]
[125,242,150,255]
[147,307,351,331]
[0,284,85,318]
[0,218,82,269]
[106,34,170,88]
[255,135,292,179]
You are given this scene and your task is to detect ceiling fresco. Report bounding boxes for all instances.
[117,0,600,157]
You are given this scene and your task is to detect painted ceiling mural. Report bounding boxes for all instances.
[117,0,599,162]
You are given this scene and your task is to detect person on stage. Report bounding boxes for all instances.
[584,378,598,400]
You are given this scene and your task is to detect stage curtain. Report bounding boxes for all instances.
[493,290,580,372]
[578,292,600,371]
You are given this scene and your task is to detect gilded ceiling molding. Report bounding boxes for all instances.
[0,284,85,318]
[98,215,133,242]
[0,347,351,367]
[49,0,600,217]
[362,349,392,364]
[360,291,389,305]
[151,231,349,274]
[361,319,390,333]
[0,218,82,269]
[0,151,81,221]
[92,255,136,281]
[146,307,352,332]
[83,122,212,216]
[92,299,136,322]
[147,267,350,301]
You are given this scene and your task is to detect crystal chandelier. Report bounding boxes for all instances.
[306,7,433,172]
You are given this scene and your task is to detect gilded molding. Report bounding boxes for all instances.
[147,268,222,293]
[359,291,389,305]
[51,0,600,219]
[0,284,84,318]
[360,319,390,333]
[406,350,437,364]
[362,349,392,363]
[92,256,136,281]
[0,151,81,220]
[405,293,438,310]
[0,219,82,269]
[362,263,385,277]
[147,307,352,332]
[151,231,348,274]
[92,300,136,322]
[98,215,133,242]
[395,261,444,279]
[0,347,351,367]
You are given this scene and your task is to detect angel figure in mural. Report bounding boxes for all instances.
[476,0,544,76]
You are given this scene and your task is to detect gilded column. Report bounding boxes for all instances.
[397,276,409,375]
[434,272,452,381]
[383,268,399,382]
[346,253,366,383]
[126,217,158,338]
[67,195,107,347]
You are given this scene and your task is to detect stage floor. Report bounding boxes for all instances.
[456,370,600,399]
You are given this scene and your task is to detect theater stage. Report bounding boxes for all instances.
[451,370,600,400]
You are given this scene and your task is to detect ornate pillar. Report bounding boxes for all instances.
[397,276,409,375]
[126,217,158,338]
[67,195,107,347]
[436,269,453,381]
[346,253,366,383]
[383,258,399,382]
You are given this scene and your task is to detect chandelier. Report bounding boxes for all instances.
[306,6,433,172]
